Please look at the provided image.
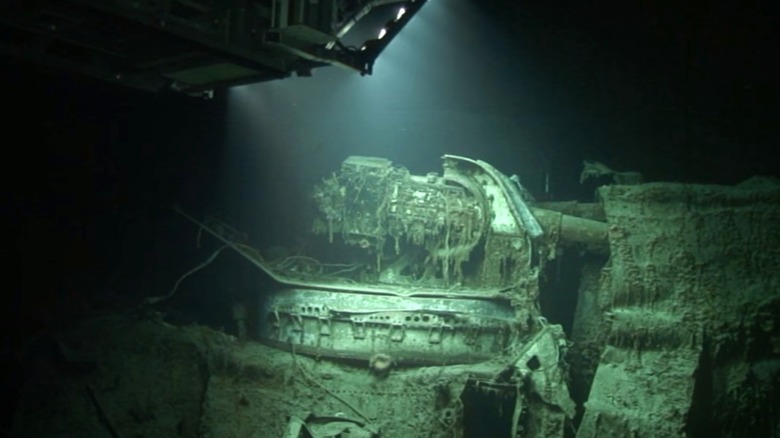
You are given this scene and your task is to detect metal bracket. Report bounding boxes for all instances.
[464,324,482,346]
[389,323,405,342]
[429,324,454,344]
[429,324,443,344]
[271,308,282,339]
[289,313,304,343]
[318,316,332,337]
[351,320,367,340]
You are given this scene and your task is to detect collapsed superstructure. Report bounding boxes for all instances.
[217,155,607,434]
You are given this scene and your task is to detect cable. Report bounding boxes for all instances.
[144,245,229,305]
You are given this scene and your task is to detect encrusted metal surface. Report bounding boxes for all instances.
[259,288,520,364]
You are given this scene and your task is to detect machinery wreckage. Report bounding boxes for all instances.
[12,155,780,437]
[175,154,610,435]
